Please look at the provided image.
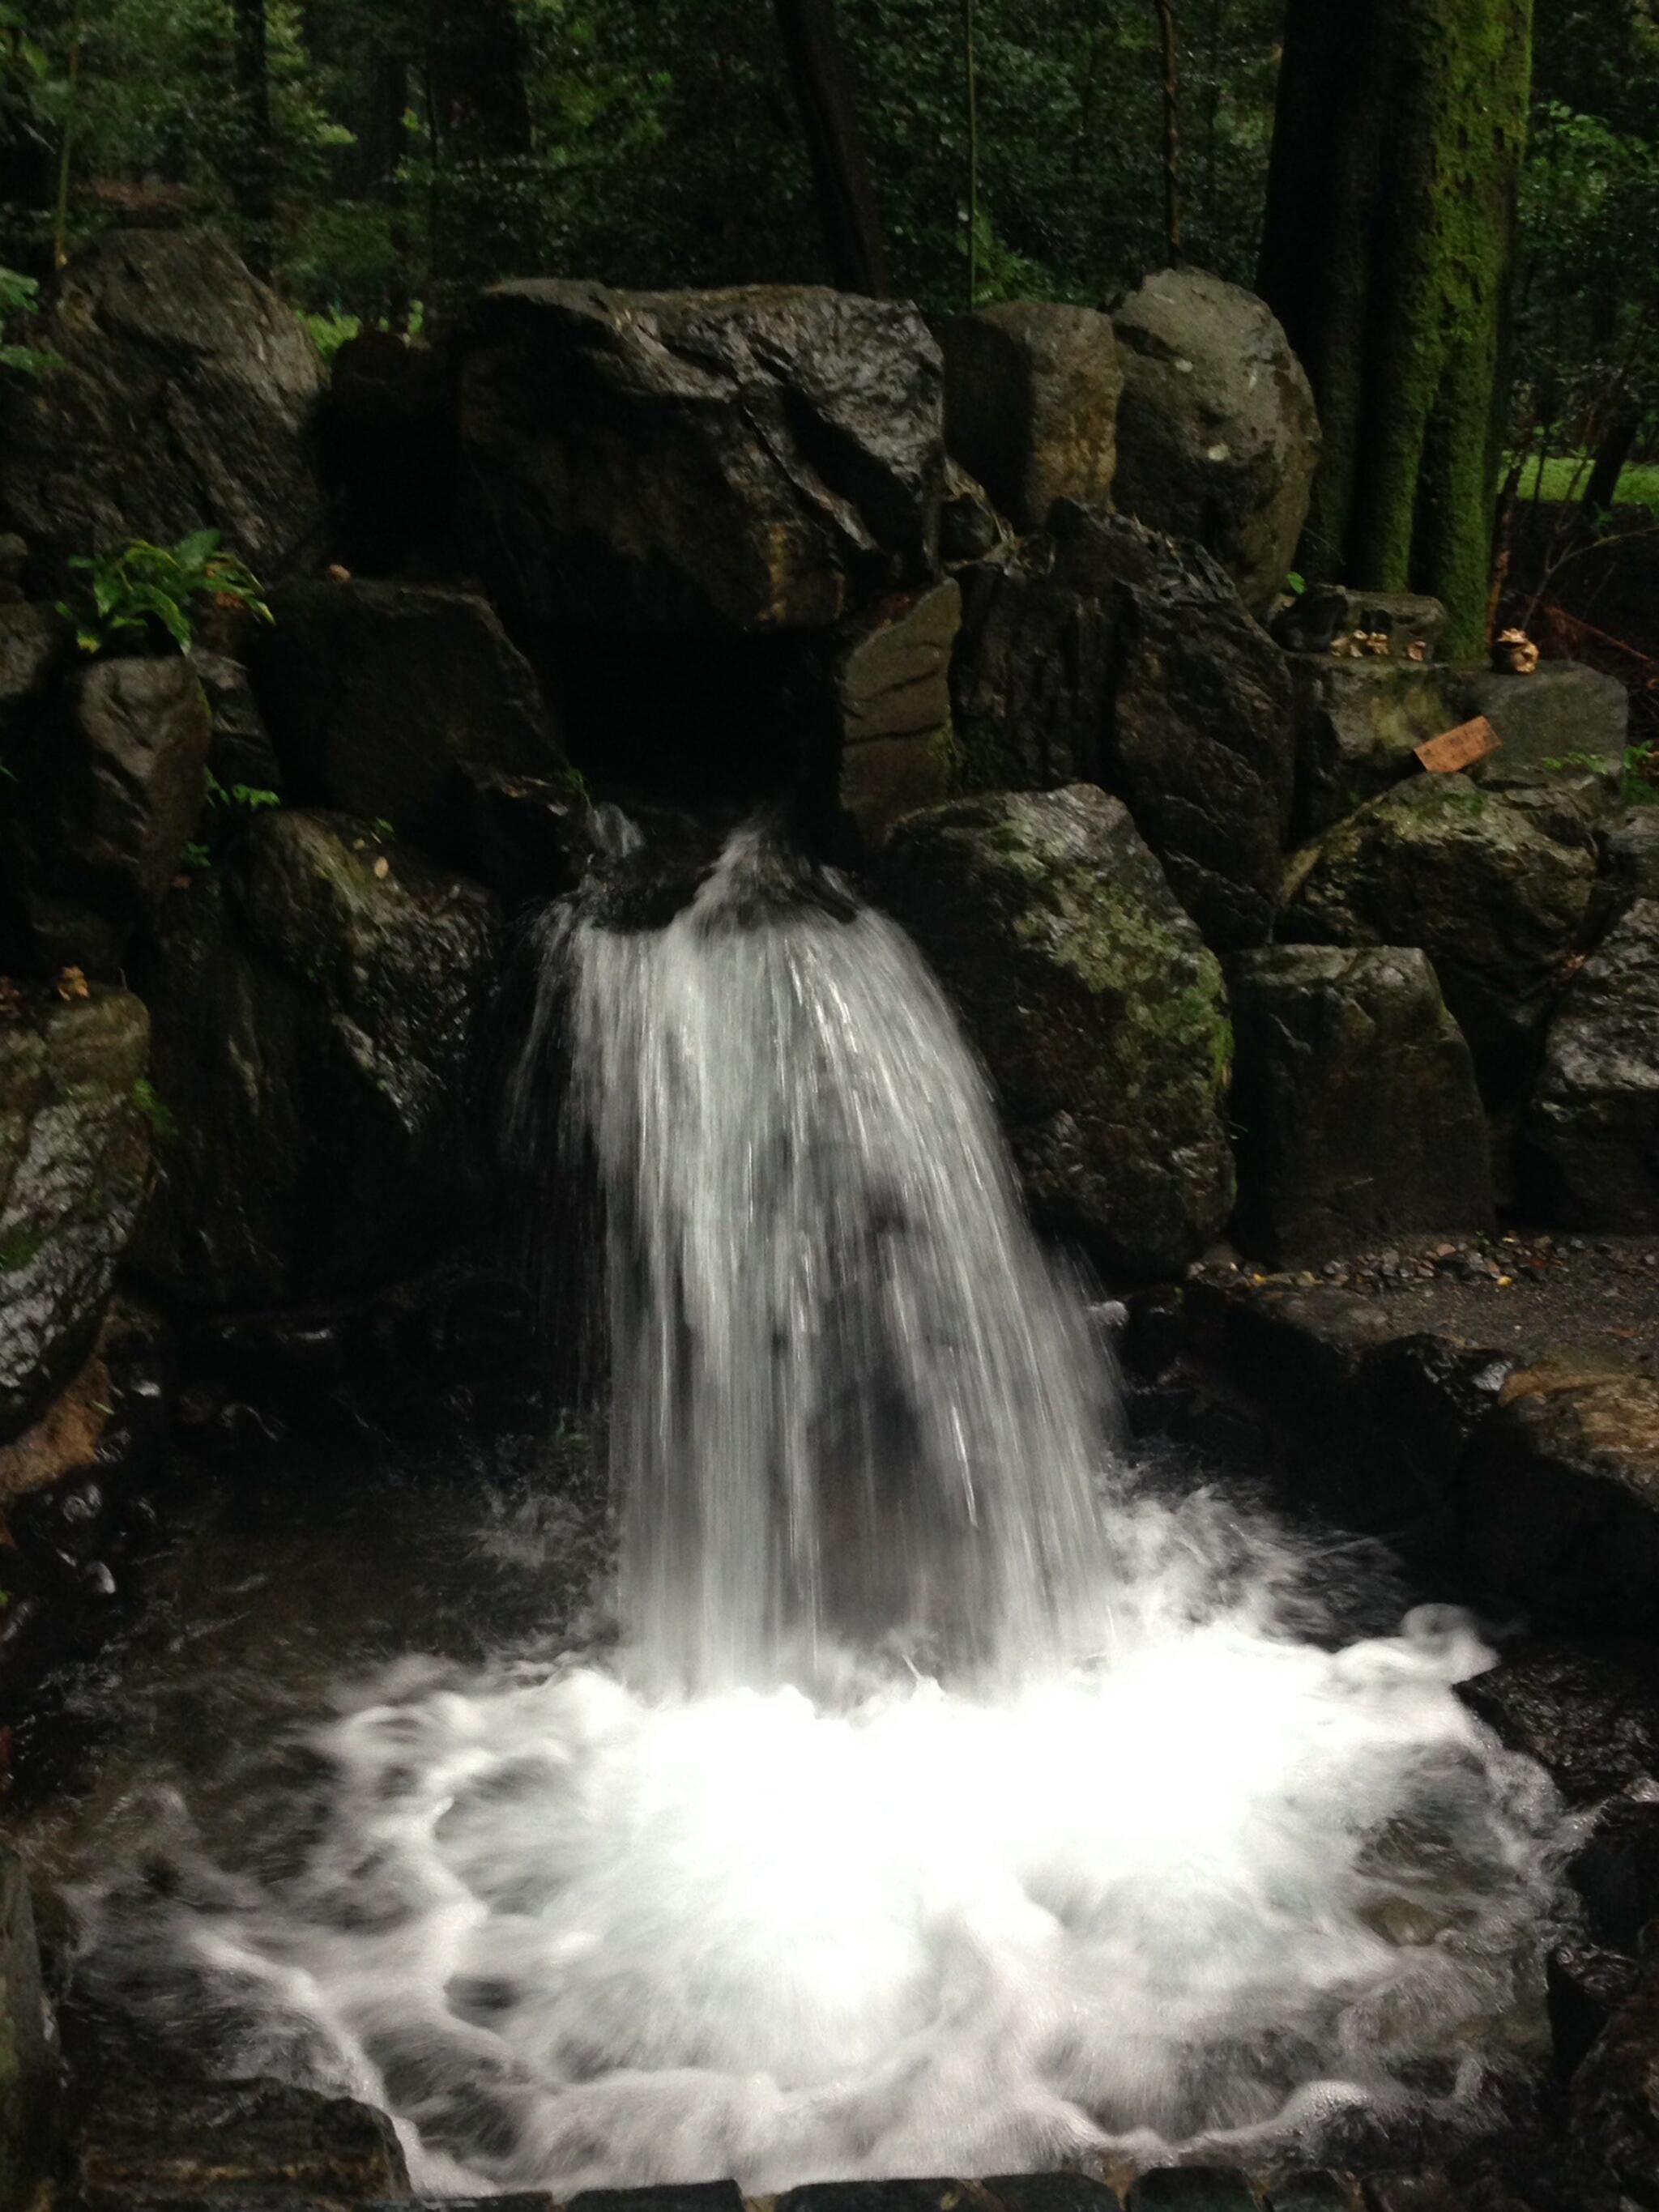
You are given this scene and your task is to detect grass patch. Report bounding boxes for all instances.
[1517,455,1659,512]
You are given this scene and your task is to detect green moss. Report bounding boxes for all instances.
[1262,0,1533,653]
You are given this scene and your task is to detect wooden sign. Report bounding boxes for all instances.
[1414,715,1501,774]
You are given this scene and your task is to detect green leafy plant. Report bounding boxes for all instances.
[131,1077,177,1139]
[0,266,58,379]
[1626,743,1659,804]
[207,772,281,815]
[1540,749,1606,773]
[58,530,271,657]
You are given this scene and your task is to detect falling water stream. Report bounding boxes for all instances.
[46,824,1568,2193]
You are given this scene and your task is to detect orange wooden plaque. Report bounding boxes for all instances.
[1414,715,1501,774]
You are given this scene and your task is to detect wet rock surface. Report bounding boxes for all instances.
[455,282,944,633]
[937,300,1121,531]
[63,2047,409,2210]
[251,579,566,856]
[1529,899,1659,1229]
[882,783,1234,1277]
[1111,268,1319,617]
[1282,775,1596,1102]
[0,989,151,1440]
[1229,945,1493,1263]
[0,657,212,975]
[951,505,1294,948]
[836,579,960,842]
[0,228,326,595]
[0,1849,52,2212]
[131,810,502,1307]
[1460,1353,1659,1633]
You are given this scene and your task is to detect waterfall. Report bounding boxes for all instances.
[548,821,1115,1690]
[70,816,1568,2200]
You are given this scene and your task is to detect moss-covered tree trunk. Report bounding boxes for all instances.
[1257,0,1534,652]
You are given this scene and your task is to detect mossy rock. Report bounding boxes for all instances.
[131,809,503,1306]
[1282,774,1595,1102]
[882,782,1234,1278]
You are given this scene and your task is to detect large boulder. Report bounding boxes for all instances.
[132,811,502,1307]
[1282,775,1596,1100]
[936,300,1120,531]
[1455,662,1629,779]
[0,988,151,1440]
[836,578,960,842]
[1458,1353,1659,1636]
[1571,1962,1659,2210]
[1594,805,1659,929]
[0,228,325,595]
[249,579,565,853]
[951,505,1294,948]
[881,784,1235,1278]
[456,281,944,633]
[1230,944,1494,1263]
[0,655,212,975]
[1529,898,1659,1227]
[1111,268,1320,617]
[1287,658,1458,837]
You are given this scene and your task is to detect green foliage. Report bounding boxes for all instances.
[207,772,281,813]
[0,264,58,377]
[58,530,271,657]
[1626,741,1659,803]
[131,1076,177,1139]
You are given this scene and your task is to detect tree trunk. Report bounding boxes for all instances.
[1153,0,1182,263]
[232,0,275,279]
[427,0,532,159]
[1581,401,1642,522]
[773,0,889,296]
[1257,0,1534,652]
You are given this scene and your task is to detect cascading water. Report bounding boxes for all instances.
[547,820,1116,1692]
[67,821,1568,2195]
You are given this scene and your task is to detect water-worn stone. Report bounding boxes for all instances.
[1549,1943,1640,2079]
[250,579,565,855]
[1569,1794,1659,1952]
[1456,1641,1659,1805]
[1183,1276,1397,1421]
[0,656,212,974]
[1456,1357,1659,1636]
[838,578,960,841]
[132,811,501,1307]
[1282,775,1596,1101]
[1529,900,1659,1228]
[0,227,325,595]
[0,989,150,1440]
[1570,1963,1659,2210]
[1129,2170,1260,2212]
[881,784,1234,1278]
[952,506,1294,948]
[1230,945,1494,1263]
[1112,268,1320,617]
[985,2176,1123,2212]
[68,2058,407,2210]
[937,300,1120,531]
[456,281,944,633]
[0,1849,51,2212]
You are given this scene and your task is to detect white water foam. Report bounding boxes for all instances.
[72,825,1567,2193]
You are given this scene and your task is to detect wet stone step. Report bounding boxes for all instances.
[1267,2179,1363,2212]
[1128,2171,1261,2212]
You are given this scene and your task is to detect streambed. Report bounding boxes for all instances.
[15,1426,1572,2201]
